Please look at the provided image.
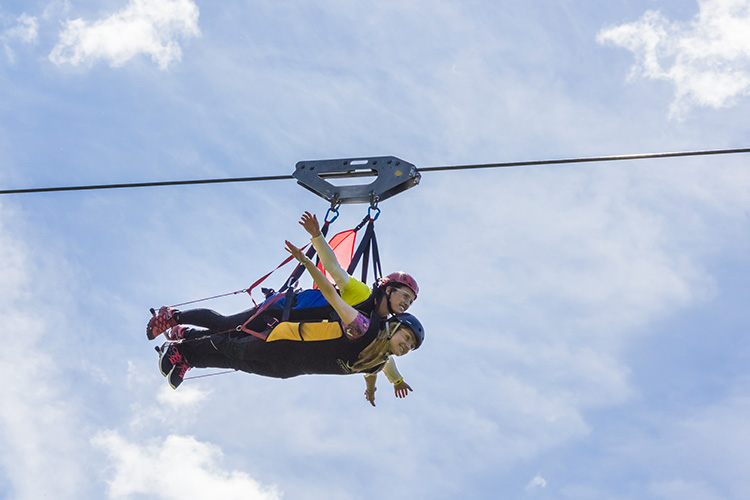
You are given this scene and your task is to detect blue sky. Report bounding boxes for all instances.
[1,1,749,499]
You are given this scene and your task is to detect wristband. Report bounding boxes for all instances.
[393,377,404,386]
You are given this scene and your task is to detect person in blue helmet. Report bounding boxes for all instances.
[158,240,425,395]
[148,211,420,405]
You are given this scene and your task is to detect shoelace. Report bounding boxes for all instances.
[167,347,184,365]
[175,362,191,378]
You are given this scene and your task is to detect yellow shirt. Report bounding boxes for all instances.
[339,276,371,306]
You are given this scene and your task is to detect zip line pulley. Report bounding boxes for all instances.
[293,156,421,205]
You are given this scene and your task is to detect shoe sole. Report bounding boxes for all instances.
[166,363,183,390]
[147,319,158,340]
[158,344,173,377]
[146,307,175,340]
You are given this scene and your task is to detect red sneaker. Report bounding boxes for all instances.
[158,343,191,389]
[168,362,191,389]
[166,325,189,341]
[146,306,179,340]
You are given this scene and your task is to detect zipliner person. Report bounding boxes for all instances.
[158,240,425,394]
[148,211,419,405]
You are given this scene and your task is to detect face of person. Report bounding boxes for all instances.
[386,286,416,314]
[389,325,417,356]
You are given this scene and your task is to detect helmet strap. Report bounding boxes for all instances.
[387,322,402,340]
[385,287,396,315]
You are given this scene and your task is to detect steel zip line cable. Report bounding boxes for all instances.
[1,147,749,195]
[418,147,750,173]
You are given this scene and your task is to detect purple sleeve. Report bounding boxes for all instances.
[343,312,369,340]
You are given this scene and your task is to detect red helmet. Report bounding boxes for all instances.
[382,271,419,299]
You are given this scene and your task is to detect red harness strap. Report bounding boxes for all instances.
[244,251,303,307]
[236,292,286,340]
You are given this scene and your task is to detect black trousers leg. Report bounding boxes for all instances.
[178,334,289,378]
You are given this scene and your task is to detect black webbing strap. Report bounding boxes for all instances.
[347,218,382,286]
[370,225,382,282]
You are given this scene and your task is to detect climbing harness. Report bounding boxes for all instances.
[235,201,384,340]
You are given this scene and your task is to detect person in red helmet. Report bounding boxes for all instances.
[299,212,419,405]
[147,211,420,405]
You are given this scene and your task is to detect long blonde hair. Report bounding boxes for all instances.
[351,322,401,373]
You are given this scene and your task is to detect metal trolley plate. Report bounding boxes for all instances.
[293,156,420,205]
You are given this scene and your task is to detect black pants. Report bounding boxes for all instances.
[176,307,258,333]
[177,332,297,378]
[175,303,338,338]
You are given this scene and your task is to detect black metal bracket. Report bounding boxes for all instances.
[293,156,420,205]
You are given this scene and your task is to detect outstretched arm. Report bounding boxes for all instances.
[383,357,413,399]
[299,211,351,290]
[286,240,359,325]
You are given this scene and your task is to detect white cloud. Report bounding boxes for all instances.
[526,474,548,490]
[597,0,750,119]
[3,13,39,44]
[92,432,281,500]
[49,0,200,69]
[42,1,73,22]
[156,381,212,409]
[0,204,88,499]
[2,13,38,62]
[419,166,715,339]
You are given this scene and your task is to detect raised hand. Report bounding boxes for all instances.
[299,211,321,238]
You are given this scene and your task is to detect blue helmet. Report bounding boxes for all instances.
[392,313,425,350]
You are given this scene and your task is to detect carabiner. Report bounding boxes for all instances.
[368,205,381,221]
[325,204,340,223]
[368,193,380,220]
